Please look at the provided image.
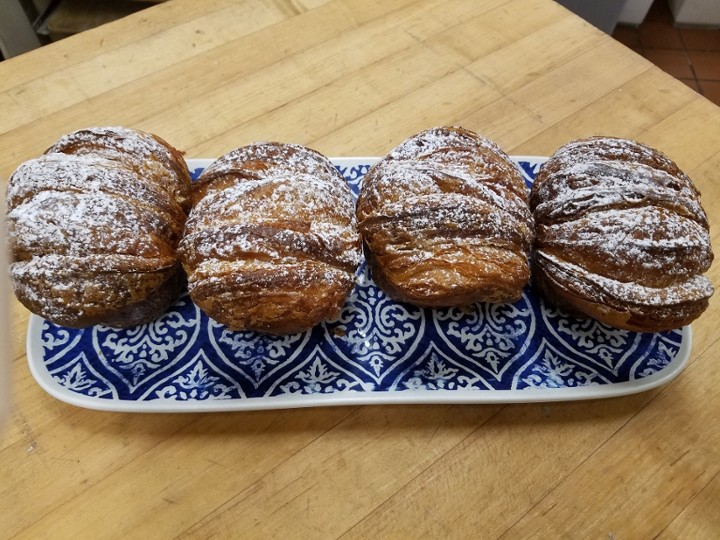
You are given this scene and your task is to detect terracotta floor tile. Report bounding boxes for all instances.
[605,1,720,102]
[640,21,685,49]
[680,28,720,51]
[643,48,694,79]
[698,80,720,106]
[689,50,720,80]
[613,25,642,49]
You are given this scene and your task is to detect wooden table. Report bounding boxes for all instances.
[2,0,719,537]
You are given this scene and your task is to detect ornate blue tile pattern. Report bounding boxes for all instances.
[37,159,684,403]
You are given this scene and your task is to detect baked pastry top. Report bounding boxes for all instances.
[531,136,714,332]
[7,126,191,328]
[356,126,533,307]
[179,142,362,334]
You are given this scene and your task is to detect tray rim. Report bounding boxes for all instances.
[26,314,691,412]
[25,156,692,412]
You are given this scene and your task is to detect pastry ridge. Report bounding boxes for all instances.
[179,142,362,334]
[531,136,714,332]
[356,126,534,306]
[7,126,191,328]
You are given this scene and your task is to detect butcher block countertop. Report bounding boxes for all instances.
[1,0,719,537]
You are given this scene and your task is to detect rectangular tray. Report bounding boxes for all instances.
[26,157,690,412]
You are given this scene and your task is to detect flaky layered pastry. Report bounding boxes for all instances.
[356,126,533,306]
[179,142,362,334]
[530,136,714,332]
[7,126,192,328]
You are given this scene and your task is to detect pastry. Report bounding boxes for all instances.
[530,136,714,332]
[179,142,362,334]
[356,126,533,306]
[6,126,191,328]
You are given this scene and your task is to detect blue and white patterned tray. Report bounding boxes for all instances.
[26,158,691,412]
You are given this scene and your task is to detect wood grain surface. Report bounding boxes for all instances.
[1,0,719,538]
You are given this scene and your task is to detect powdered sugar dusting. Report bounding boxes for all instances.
[7,153,185,232]
[540,206,712,285]
[190,174,355,229]
[48,127,174,173]
[357,126,533,282]
[180,142,362,299]
[46,126,191,208]
[360,160,531,226]
[532,136,713,327]
[191,258,352,288]
[377,192,531,250]
[533,159,707,226]
[538,251,713,306]
[7,127,188,326]
[200,142,342,185]
[387,126,527,197]
[543,136,685,179]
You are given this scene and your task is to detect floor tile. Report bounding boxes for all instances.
[640,21,685,49]
[680,28,720,51]
[643,48,694,79]
[688,50,720,80]
[608,1,720,107]
[698,80,720,106]
[613,25,642,49]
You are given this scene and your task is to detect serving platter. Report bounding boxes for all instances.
[26,157,690,412]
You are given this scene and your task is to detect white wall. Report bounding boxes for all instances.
[619,0,655,25]
[669,0,720,26]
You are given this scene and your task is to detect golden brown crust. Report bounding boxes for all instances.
[356,126,533,307]
[531,136,714,332]
[6,126,191,328]
[46,126,192,212]
[178,142,362,334]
